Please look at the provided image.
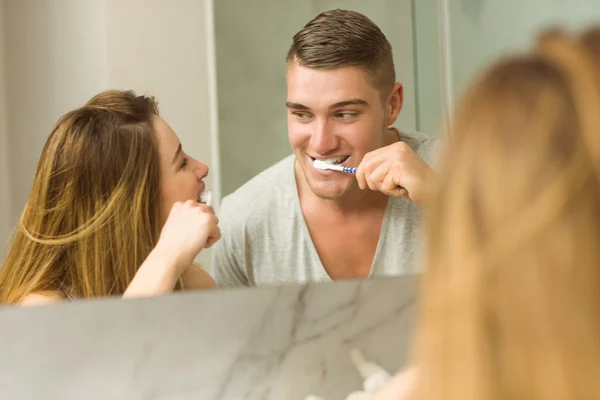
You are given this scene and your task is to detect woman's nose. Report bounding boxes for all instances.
[193,158,209,179]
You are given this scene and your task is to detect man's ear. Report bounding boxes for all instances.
[386,82,404,126]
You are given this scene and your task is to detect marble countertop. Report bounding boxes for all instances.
[0,275,418,400]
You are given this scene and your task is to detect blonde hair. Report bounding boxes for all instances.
[411,27,600,399]
[0,90,176,303]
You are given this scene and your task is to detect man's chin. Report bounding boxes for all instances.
[306,180,353,200]
[296,158,355,199]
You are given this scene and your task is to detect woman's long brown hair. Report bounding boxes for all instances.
[410,27,600,399]
[0,90,168,303]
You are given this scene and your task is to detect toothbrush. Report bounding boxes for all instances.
[313,159,405,190]
[313,159,357,174]
[199,191,212,206]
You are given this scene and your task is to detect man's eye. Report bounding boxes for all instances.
[293,112,313,121]
[336,112,358,119]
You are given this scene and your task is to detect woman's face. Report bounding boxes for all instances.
[154,116,209,224]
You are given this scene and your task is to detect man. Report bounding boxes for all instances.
[212,9,438,287]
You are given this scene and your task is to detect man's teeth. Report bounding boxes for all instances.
[321,156,349,165]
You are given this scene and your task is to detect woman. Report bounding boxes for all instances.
[0,90,220,305]
[374,27,600,399]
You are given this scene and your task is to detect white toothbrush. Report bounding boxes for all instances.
[199,191,212,206]
[313,159,357,174]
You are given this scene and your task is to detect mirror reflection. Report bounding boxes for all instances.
[0,2,445,305]
[0,0,599,305]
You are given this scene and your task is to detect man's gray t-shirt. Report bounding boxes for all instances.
[211,129,438,287]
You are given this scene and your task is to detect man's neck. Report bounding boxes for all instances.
[385,126,401,146]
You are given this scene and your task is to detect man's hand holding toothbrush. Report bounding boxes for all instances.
[355,141,437,208]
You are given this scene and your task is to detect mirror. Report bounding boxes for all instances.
[0,0,445,301]
[1,0,599,304]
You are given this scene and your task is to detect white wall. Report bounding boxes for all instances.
[0,0,216,267]
[2,0,109,258]
[0,1,11,256]
[449,0,600,101]
[105,0,215,266]
[413,0,443,136]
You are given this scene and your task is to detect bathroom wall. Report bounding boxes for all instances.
[2,0,109,255]
[0,0,217,267]
[413,0,444,136]
[105,0,216,212]
[448,0,600,102]
[104,0,216,267]
[0,1,11,256]
[215,0,419,196]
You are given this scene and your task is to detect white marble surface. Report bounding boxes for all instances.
[0,275,418,400]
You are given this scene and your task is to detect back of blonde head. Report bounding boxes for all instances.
[0,90,164,303]
[411,28,600,399]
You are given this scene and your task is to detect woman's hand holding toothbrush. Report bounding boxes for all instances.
[156,200,221,275]
[356,141,436,208]
[124,200,220,297]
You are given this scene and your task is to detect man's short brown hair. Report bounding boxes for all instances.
[286,9,395,100]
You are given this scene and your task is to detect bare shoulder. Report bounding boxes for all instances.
[20,291,66,306]
[181,263,217,290]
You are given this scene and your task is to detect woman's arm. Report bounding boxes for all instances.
[124,200,220,298]
[19,254,216,306]
[19,249,182,305]
[122,247,182,298]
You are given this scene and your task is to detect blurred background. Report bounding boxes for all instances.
[0,0,598,268]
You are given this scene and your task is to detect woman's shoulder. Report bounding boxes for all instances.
[20,291,66,306]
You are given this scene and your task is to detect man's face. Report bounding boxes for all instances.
[286,63,401,199]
